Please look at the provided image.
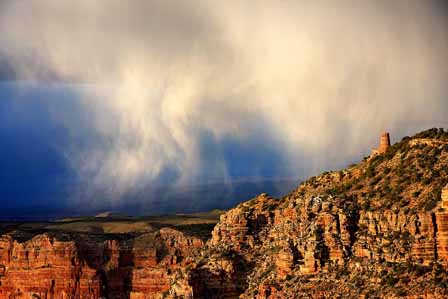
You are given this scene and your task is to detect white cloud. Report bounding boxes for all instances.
[1,0,447,201]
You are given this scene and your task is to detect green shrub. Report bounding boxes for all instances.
[412,190,421,198]
[384,275,399,286]
[424,195,439,211]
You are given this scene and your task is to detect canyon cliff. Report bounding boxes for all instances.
[0,228,203,299]
[1,128,448,298]
[168,128,448,298]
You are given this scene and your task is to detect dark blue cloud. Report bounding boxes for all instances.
[0,83,297,219]
[0,83,83,218]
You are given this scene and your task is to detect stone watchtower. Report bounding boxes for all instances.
[371,132,391,156]
[378,132,391,154]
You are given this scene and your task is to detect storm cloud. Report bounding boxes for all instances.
[0,0,447,210]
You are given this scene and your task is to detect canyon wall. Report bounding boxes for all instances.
[179,193,448,298]
[1,130,448,298]
[0,228,203,299]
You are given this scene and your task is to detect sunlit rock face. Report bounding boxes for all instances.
[174,195,448,298]
[168,131,448,299]
[0,234,102,299]
[1,129,448,299]
[0,229,203,299]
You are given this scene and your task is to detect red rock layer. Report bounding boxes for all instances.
[0,228,203,299]
[175,193,448,298]
[0,234,102,299]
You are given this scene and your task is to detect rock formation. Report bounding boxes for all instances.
[441,184,448,209]
[169,128,448,298]
[0,228,203,299]
[2,128,448,298]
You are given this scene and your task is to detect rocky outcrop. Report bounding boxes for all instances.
[174,193,448,298]
[167,129,448,298]
[441,185,448,209]
[2,128,448,298]
[0,228,203,299]
[130,228,204,299]
[0,234,102,299]
[409,138,447,147]
[436,212,448,265]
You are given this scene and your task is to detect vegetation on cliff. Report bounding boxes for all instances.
[293,127,448,213]
[171,128,448,299]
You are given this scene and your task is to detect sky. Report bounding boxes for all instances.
[0,1,447,218]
